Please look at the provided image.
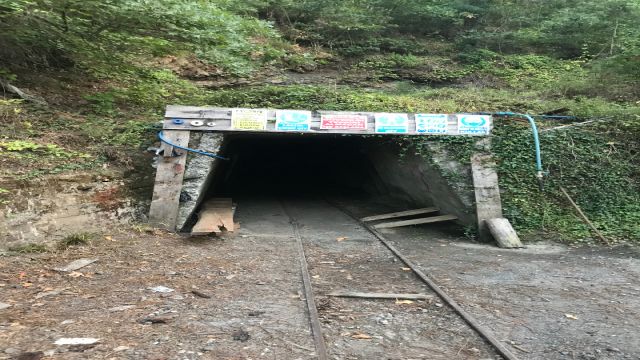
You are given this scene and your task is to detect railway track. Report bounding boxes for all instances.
[280,198,518,360]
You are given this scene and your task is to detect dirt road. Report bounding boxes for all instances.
[1,197,639,359]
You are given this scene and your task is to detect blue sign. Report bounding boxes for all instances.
[275,110,312,131]
[375,113,409,133]
[457,115,491,135]
[415,114,448,134]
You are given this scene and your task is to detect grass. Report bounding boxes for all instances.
[8,243,48,254]
[57,232,94,250]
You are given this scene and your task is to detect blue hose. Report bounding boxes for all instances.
[157,131,229,160]
[493,112,545,190]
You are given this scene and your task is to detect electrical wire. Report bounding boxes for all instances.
[157,131,229,160]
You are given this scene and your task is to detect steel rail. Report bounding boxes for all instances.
[281,201,329,360]
[329,201,520,360]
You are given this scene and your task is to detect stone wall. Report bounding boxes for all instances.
[0,173,134,251]
[364,140,475,227]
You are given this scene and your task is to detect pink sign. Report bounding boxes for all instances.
[320,114,368,130]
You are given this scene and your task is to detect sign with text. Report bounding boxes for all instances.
[320,114,368,130]
[415,114,448,134]
[457,114,491,135]
[275,110,312,131]
[231,109,268,130]
[374,113,409,133]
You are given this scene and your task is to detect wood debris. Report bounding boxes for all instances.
[191,198,235,235]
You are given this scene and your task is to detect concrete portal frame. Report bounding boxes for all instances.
[149,106,501,234]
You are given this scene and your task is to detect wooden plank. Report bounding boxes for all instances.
[326,292,434,301]
[471,152,503,241]
[191,198,235,235]
[149,130,190,230]
[486,218,523,248]
[374,214,458,229]
[361,207,439,222]
[191,210,224,235]
[214,204,234,232]
[163,106,493,137]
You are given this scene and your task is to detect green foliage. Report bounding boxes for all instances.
[492,118,640,242]
[8,243,48,254]
[0,0,288,75]
[58,232,93,249]
[0,140,88,158]
[350,54,472,83]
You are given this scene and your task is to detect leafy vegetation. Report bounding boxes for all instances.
[57,232,93,249]
[7,243,48,253]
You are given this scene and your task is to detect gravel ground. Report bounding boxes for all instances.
[1,196,638,360]
[341,198,640,360]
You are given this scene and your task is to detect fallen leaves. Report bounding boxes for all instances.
[350,332,372,340]
[67,271,85,278]
[395,299,414,305]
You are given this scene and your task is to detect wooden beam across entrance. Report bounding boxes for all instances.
[162,106,493,136]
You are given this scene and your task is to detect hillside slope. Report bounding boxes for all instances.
[1,0,639,246]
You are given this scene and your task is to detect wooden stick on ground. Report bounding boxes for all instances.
[360,207,439,222]
[374,214,457,229]
[326,292,434,301]
[560,187,610,245]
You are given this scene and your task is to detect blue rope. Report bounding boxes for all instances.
[157,131,229,160]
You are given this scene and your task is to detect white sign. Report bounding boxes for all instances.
[275,110,312,131]
[457,115,491,135]
[231,109,268,130]
[375,113,409,133]
[415,114,448,134]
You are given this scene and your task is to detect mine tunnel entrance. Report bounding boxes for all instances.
[205,134,384,199]
[151,107,504,242]
[181,133,475,232]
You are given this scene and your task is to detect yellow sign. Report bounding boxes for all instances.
[231,109,268,130]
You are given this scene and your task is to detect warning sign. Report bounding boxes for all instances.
[374,113,409,133]
[457,114,491,135]
[275,110,312,131]
[415,114,448,134]
[320,114,368,130]
[231,109,268,130]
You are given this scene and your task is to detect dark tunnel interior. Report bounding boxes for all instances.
[183,133,470,236]
[203,134,384,199]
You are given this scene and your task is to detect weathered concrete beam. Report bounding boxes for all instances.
[471,151,504,242]
[175,132,225,231]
